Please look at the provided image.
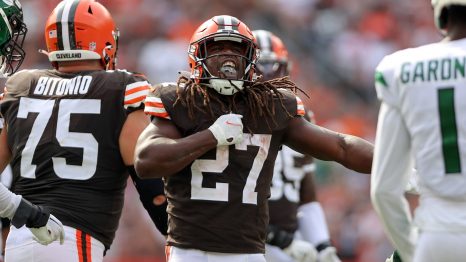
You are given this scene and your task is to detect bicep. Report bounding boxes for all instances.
[139,117,182,142]
[284,117,345,161]
[119,110,150,166]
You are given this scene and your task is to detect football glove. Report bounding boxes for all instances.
[318,246,341,262]
[29,214,65,245]
[283,239,318,262]
[11,198,65,245]
[208,113,244,146]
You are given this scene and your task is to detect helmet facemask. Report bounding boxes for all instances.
[190,36,257,95]
[255,55,289,81]
[0,3,26,77]
[252,30,290,82]
[188,15,258,96]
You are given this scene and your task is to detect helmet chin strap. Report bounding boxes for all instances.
[209,79,244,95]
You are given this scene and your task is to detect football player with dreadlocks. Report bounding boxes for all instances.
[371,0,466,261]
[0,0,65,255]
[135,15,373,262]
[253,29,341,262]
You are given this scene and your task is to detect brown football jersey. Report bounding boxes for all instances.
[144,83,304,253]
[0,69,150,249]
[269,146,314,233]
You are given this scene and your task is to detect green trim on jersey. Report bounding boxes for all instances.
[438,88,461,174]
[375,71,388,88]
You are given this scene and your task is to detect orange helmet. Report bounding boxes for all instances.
[188,15,258,94]
[252,30,290,81]
[44,0,119,70]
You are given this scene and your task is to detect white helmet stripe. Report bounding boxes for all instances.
[57,0,79,50]
[0,9,12,36]
[256,31,272,53]
[223,15,232,31]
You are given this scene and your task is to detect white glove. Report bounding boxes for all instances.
[208,113,244,146]
[29,214,65,245]
[318,246,341,262]
[283,239,318,262]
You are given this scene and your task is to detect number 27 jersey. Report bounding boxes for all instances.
[145,83,304,254]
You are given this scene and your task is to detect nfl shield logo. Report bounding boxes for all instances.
[89,42,97,51]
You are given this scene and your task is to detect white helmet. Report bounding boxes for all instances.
[432,0,466,30]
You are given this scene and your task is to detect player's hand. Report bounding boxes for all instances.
[283,239,318,262]
[385,250,403,262]
[318,246,341,262]
[29,214,65,245]
[208,113,244,146]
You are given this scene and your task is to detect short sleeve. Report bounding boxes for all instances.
[123,73,151,112]
[144,83,172,120]
[296,96,305,116]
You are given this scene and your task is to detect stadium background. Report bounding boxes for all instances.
[2,0,439,261]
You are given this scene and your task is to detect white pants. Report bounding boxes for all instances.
[414,231,466,262]
[265,244,294,262]
[5,225,105,262]
[166,246,266,262]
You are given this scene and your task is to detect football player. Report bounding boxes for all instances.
[371,1,466,261]
[0,1,152,261]
[135,15,373,262]
[0,0,65,256]
[253,29,341,262]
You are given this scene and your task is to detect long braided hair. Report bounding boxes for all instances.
[173,73,308,131]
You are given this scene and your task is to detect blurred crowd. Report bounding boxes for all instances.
[7,0,441,261]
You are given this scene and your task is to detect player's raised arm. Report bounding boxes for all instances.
[284,116,373,174]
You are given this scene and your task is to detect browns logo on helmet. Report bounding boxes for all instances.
[44,0,119,70]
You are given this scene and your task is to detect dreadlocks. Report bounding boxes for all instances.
[173,74,309,131]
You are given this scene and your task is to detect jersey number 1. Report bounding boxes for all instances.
[438,88,461,174]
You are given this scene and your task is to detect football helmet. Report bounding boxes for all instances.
[0,0,27,77]
[188,15,258,95]
[45,0,119,70]
[432,0,466,30]
[252,30,290,81]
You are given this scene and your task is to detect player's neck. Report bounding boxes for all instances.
[57,60,105,73]
[443,23,466,41]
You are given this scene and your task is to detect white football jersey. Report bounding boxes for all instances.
[376,38,466,200]
[372,38,466,262]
